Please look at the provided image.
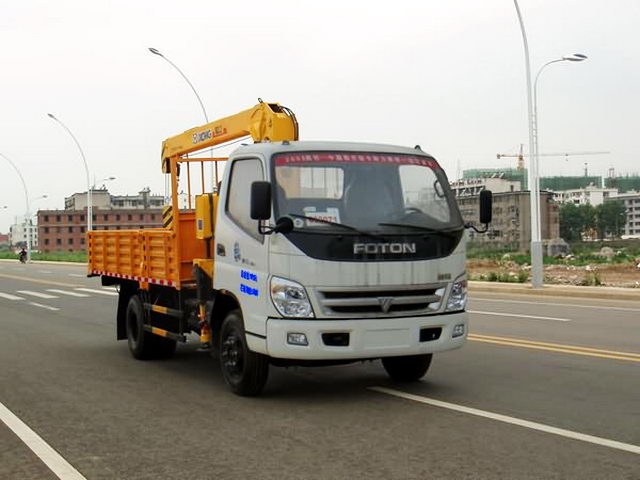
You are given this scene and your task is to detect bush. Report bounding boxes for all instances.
[581,272,602,286]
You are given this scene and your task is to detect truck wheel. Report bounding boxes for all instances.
[125,295,176,360]
[381,354,432,382]
[219,309,269,396]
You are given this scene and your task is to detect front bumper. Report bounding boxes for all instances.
[265,311,468,360]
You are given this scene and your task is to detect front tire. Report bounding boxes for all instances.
[382,354,432,382]
[219,309,269,396]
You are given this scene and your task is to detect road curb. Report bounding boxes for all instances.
[469,281,640,302]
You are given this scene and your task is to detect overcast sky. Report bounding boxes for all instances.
[1,0,638,232]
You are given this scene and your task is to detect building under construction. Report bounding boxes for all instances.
[604,174,640,193]
[462,168,528,189]
[540,176,602,191]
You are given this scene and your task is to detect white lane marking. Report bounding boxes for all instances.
[0,292,25,301]
[28,302,60,311]
[0,401,87,480]
[75,288,117,296]
[68,274,86,278]
[46,289,89,298]
[370,387,640,456]
[468,310,571,322]
[471,297,640,313]
[17,290,59,300]
[38,270,53,274]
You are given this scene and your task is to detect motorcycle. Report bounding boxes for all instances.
[18,251,27,264]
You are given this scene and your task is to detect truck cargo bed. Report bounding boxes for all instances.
[88,211,205,289]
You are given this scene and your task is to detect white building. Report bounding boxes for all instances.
[8,216,38,248]
[65,187,165,210]
[614,191,640,238]
[450,177,521,197]
[552,186,618,206]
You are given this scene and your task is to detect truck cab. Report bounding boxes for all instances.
[212,141,469,386]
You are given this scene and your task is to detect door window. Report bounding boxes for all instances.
[226,158,264,241]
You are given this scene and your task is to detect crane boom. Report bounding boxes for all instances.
[161,101,298,172]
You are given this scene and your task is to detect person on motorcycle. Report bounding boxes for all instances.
[18,247,27,263]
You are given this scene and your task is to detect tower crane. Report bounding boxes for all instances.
[496,145,610,172]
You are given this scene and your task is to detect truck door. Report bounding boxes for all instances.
[214,156,269,345]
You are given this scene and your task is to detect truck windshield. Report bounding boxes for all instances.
[273,152,462,234]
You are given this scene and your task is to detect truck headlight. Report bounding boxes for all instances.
[270,276,315,318]
[446,276,467,312]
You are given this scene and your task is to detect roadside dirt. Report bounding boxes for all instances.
[468,259,640,288]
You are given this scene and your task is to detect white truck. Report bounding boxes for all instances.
[88,102,492,396]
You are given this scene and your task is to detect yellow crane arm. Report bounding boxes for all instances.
[161,101,298,172]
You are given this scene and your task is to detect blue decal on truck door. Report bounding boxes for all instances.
[240,284,259,297]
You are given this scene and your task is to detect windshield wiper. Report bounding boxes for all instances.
[377,223,463,238]
[288,214,383,239]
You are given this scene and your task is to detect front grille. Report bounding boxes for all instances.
[316,284,446,317]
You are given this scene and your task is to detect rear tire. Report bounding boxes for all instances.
[219,309,269,396]
[382,354,432,382]
[125,295,176,360]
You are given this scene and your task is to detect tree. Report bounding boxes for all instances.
[595,200,627,239]
[559,202,582,241]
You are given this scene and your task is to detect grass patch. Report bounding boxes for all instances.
[0,251,86,262]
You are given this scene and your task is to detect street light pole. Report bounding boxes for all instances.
[0,152,32,261]
[512,0,543,288]
[47,113,92,232]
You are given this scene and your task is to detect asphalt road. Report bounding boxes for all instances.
[1,261,639,479]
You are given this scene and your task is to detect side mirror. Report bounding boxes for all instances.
[250,181,271,220]
[273,216,294,234]
[479,190,493,225]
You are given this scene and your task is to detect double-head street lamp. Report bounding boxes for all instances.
[512,0,587,288]
[47,113,92,232]
[529,54,587,286]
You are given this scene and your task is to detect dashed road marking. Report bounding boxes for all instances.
[17,290,59,299]
[0,292,25,301]
[75,288,118,296]
[370,387,640,456]
[68,274,86,278]
[37,270,53,274]
[46,289,90,298]
[0,401,87,480]
[28,302,60,311]
[468,310,570,322]
[0,273,81,288]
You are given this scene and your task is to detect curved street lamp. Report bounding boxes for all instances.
[94,176,116,189]
[0,152,33,261]
[148,47,218,187]
[148,48,209,123]
[512,0,543,288]
[47,113,92,232]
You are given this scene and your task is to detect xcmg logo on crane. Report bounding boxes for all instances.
[192,126,227,145]
[192,129,213,144]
